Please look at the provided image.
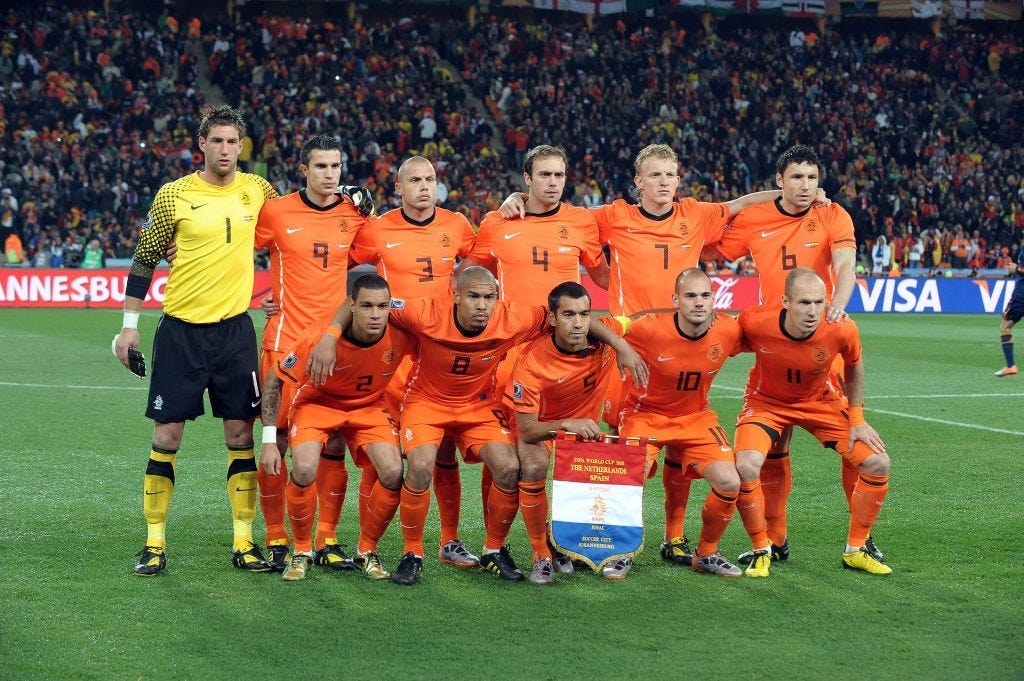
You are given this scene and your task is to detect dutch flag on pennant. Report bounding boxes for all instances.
[550,432,648,570]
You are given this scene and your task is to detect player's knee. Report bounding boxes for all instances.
[707,465,741,494]
[377,460,404,490]
[858,451,890,476]
[735,451,764,482]
[291,465,317,487]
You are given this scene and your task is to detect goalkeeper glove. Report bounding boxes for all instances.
[111,334,147,379]
[338,185,374,216]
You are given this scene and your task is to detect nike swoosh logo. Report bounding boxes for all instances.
[386,242,404,248]
[286,227,303,234]
[251,400,261,407]
[235,486,257,492]
[758,346,776,354]
[657,355,675,362]
[503,232,521,240]
[557,375,571,384]
[190,203,207,210]
[761,231,777,238]
[144,491,165,496]
[626,227,645,233]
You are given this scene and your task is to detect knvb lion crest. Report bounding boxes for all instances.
[557,225,570,240]
[337,217,353,233]
[438,232,452,249]
[812,346,830,364]
[677,220,689,238]
[382,348,397,364]
[707,342,723,362]
[804,218,818,234]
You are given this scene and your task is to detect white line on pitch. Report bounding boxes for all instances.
[0,381,145,391]
[866,408,1024,436]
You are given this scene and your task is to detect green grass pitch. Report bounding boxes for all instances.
[0,308,1021,679]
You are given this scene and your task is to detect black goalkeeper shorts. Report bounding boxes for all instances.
[145,312,261,423]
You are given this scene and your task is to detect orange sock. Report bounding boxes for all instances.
[847,472,888,548]
[399,482,431,557]
[480,464,493,528]
[737,480,769,550]
[358,465,379,530]
[484,482,519,551]
[840,458,859,510]
[760,451,792,545]
[258,456,289,545]
[697,488,738,557]
[433,460,462,545]
[518,480,549,560]
[315,452,348,549]
[662,456,691,540]
[358,481,400,554]
[286,476,318,554]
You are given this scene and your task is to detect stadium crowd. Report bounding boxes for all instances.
[0,3,1022,274]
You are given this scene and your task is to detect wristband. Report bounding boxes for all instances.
[122,310,140,329]
[848,405,865,426]
[262,425,278,446]
[324,325,342,340]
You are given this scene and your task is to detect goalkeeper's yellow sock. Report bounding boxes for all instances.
[226,446,258,551]
[143,447,176,549]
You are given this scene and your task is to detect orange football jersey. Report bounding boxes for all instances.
[504,316,625,421]
[622,312,744,417]
[388,297,549,407]
[737,305,862,404]
[468,202,604,305]
[255,191,367,351]
[595,198,730,316]
[350,207,475,300]
[713,200,855,307]
[274,322,413,409]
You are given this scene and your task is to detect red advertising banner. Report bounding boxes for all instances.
[0,269,273,309]
[0,269,762,312]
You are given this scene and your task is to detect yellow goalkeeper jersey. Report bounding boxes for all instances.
[133,171,277,323]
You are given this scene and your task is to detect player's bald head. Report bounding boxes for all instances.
[784,267,825,298]
[675,267,711,291]
[456,266,498,291]
[398,155,434,179]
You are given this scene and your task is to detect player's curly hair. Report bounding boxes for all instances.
[198,105,246,139]
[776,144,821,176]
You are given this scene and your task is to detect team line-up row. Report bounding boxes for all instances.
[112,105,889,585]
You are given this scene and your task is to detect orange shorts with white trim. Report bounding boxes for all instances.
[733,396,872,467]
[288,396,399,468]
[400,396,513,463]
[619,409,734,479]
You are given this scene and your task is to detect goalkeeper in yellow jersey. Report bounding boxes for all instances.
[113,105,278,576]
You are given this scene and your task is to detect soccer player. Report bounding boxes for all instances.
[732,268,891,578]
[259,274,412,581]
[499,143,800,568]
[617,268,746,579]
[255,133,372,573]
[114,106,277,576]
[503,281,632,584]
[463,144,610,299]
[707,144,879,565]
[460,144,609,572]
[994,245,1024,376]
[309,267,645,586]
[349,155,480,569]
